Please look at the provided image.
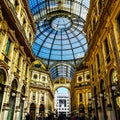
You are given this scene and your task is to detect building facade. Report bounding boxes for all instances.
[0,0,36,120]
[54,92,71,117]
[0,0,55,119]
[71,64,91,117]
[29,61,54,119]
[84,0,120,120]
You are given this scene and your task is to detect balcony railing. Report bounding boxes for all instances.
[74,82,91,88]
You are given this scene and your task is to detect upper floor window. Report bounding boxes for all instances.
[15,0,19,6]
[41,93,45,101]
[5,38,11,56]
[78,76,82,82]
[25,64,28,77]
[32,92,36,100]
[86,74,90,80]
[96,54,100,74]
[104,38,110,63]
[116,13,120,33]
[88,92,91,100]
[33,74,38,79]
[17,53,21,68]
[42,76,46,81]
[79,93,82,102]
[91,65,94,81]
[98,0,104,11]
[4,38,12,63]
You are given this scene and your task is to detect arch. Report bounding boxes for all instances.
[30,103,36,120]
[54,84,71,93]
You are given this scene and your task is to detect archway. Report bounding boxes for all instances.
[30,103,36,120]
[19,86,26,120]
[54,87,70,118]
[7,79,18,120]
[0,69,6,111]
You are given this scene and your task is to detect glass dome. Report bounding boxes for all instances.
[28,0,90,80]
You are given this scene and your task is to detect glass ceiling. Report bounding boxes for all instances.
[28,0,90,80]
[50,63,74,81]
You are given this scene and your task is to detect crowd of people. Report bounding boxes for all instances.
[25,112,96,120]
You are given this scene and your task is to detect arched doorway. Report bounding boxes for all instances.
[30,103,36,120]
[0,69,6,112]
[39,104,45,117]
[100,79,107,120]
[19,86,26,120]
[54,87,70,117]
[7,79,18,120]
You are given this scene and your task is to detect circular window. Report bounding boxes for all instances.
[33,74,38,79]
[78,76,82,81]
[51,17,72,31]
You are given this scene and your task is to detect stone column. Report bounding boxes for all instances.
[14,92,21,120]
[1,85,11,120]
[98,96,102,120]
[106,85,116,120]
